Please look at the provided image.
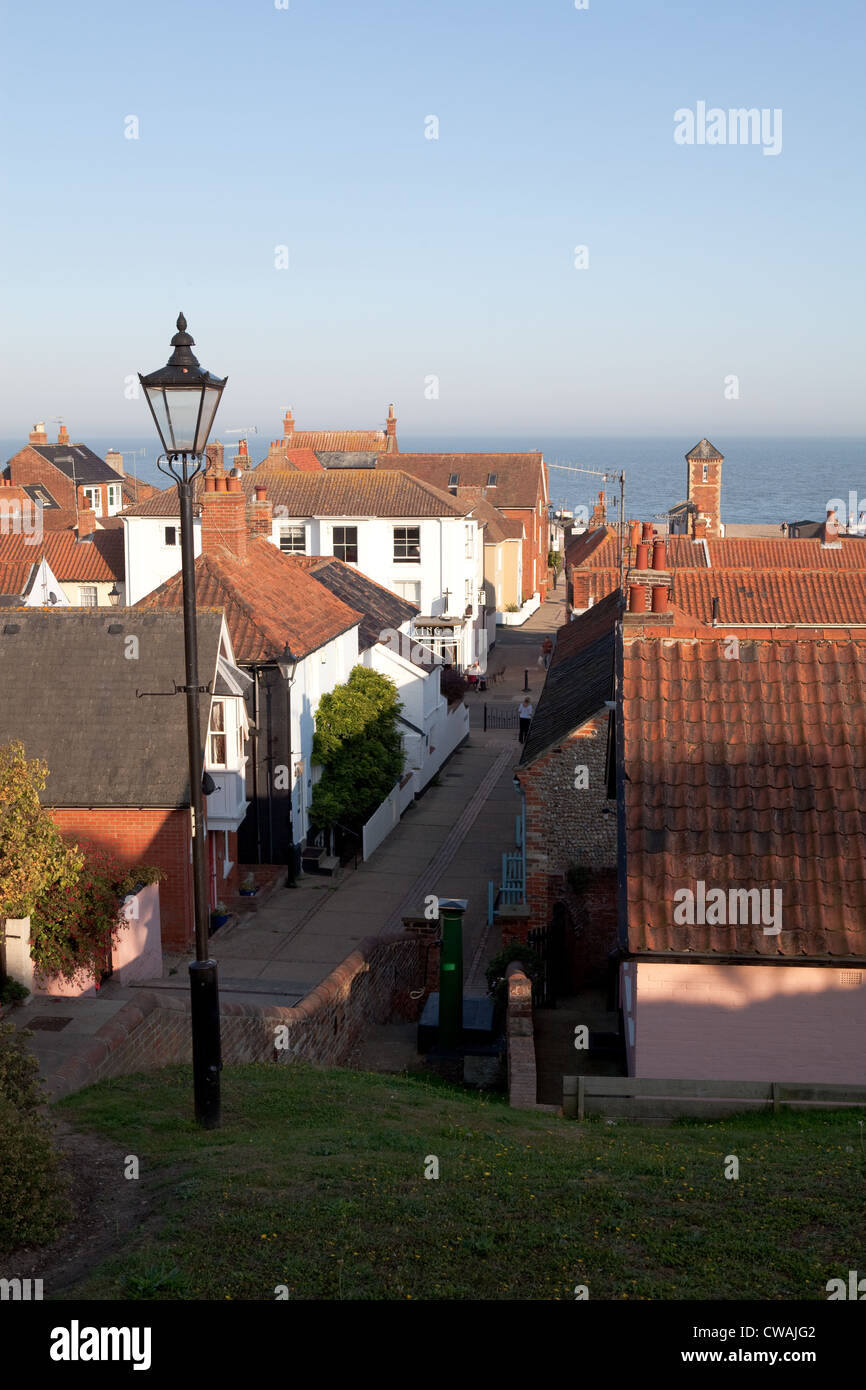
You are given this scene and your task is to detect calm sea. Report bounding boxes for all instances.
[3,434,863,527]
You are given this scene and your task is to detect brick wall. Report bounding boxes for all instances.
[49,806,195,952]
[47,932,426,1099]
[7,448,76,509]
[506,964,537,1108]
[517,713,617,935]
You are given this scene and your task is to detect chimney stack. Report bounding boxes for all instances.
[205,441,225,477]
[590,489,606,528]
[29,422,47,445]
[283,408,295,439]
[248,483,273,540]
[385,402,397,452]
[236,439,250,468]
[201,472,247,561]
[57,423,70,445]
[105,448,124,476]
[77,488,96,539]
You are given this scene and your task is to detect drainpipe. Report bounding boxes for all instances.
[251,665,263,864]
[265,674,274,861]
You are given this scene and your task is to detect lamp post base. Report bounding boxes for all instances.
[189,959,222,1128]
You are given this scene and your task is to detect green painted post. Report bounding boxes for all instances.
[437,898,467,1049]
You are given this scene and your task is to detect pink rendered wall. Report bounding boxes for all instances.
[634,961,866,1084]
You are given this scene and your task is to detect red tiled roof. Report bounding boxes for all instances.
[394,453,546,509]
[123,468,472,519]
[253,447,324,473]
[0,561,35,596]
[565,526,618,568]
[0,529,124,582]
[136,537,361,662]
[623,636,866,961]
[665,535,866,570]
[464,496,524,543]
[286,431,391,452]
[671,569,866,625]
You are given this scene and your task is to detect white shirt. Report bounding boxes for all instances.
[519,703,534,718]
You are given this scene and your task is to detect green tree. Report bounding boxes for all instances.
[310,667,404,833]
[0,742,81,921]
[548,549,563,576]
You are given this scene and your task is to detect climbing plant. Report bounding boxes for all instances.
[309,666,404,833]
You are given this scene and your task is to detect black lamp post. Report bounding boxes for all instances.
[139,313,227,1128]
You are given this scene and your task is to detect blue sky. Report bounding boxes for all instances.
[1,0,864,439]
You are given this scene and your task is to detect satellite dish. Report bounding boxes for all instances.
[48,592,58,604]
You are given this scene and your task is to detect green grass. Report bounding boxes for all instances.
[54,1064,866,1301]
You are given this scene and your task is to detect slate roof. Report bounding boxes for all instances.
[0,529,124,583]
[622,636,866,961]
[0,610,224,807]
[122,467,472,520]
[671,569,866,625]
[394,453,547,509]
[290,556,418,652]
[137,537,361,663]
[316,452,380,469]
[685,438,724,461]
[519,590,620,766]
[26,444,125,485]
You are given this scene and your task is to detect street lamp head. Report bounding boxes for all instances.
[139,312,227,463]
[277,642,298,683]
[108,583,121,606]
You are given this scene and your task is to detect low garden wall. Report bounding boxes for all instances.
[47,931,425,1099]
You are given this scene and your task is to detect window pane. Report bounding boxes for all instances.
[210,733,226,765]
[210,699,225,732]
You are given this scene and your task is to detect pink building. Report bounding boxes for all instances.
[619,634,866,1084]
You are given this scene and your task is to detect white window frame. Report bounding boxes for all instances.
[279,524,306,554]
[107,484,122,512]
[393,525,421,563]
[208,698,227,767]
[82,486,103,517]
[78,585,98,607]
[465,524,474,559]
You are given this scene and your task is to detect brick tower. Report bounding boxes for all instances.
[685,439,723,539]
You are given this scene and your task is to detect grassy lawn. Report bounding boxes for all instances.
[55,1063,865,1301]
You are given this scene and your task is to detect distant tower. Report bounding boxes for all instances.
[685,439,723,538]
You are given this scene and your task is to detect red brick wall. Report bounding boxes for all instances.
[687,459,722,537]
[6,448,76,509]
[48,932,427,1098]
[48,806,195,952]
[516,715,617,936]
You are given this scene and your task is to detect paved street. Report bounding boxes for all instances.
[13,589,567,1091]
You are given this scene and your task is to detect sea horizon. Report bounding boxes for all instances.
[3,432,863,528]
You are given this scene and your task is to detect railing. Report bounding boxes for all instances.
[483,702,518,731]
[562,1075,866,1121]
[500,850,523,905]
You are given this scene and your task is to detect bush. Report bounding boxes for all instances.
[30,848,164,987]
[0,1021,44,1111]
[505,602,521,613]
[0,1095,72,1255]
[0,978,30,1007]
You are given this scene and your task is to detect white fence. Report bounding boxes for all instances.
[362,772,418,861]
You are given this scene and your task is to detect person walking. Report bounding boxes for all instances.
[518,696,534,744]
[541,636,553,668]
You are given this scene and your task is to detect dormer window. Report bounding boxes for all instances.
[487,473,497,486]
[449,473,459,487]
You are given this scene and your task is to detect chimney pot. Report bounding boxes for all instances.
[255,485,266,502]
[651,584,668,613]
[635,542,649,570]
[215,476,227,492]
[641,522,654,541]
[205,475,217,492]
[652,539,667,571]
[628,584,648,613]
